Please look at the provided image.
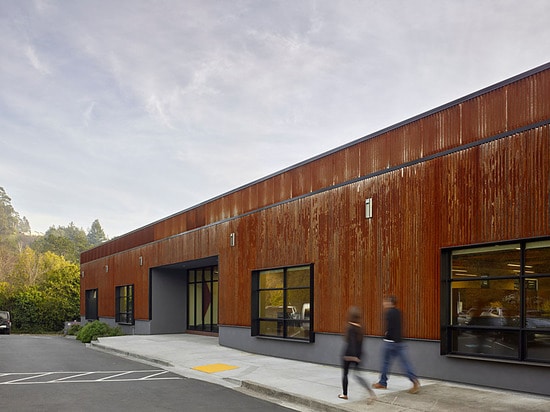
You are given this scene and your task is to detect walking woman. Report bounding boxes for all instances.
[339,306,376,404]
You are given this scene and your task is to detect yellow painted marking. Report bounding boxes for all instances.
[192,363,239,374]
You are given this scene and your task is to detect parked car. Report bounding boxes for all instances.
[526,311,550,329]
[468,307,519,328]
[458,307,478,325]
[0,310,11,335]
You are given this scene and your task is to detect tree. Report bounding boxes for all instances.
[6,253,80,332]
[0,187,18,237]
[0,187,23,281]
[87,219,108,246]
[5,247,41,289]
[0,187,30,238]
[32,223,91,264]
[0,188,85,332]
[5,248,71,289]
[0,187,33,265]
[18,216,31,235]
[39,258,80,331]
[0,246,17,282]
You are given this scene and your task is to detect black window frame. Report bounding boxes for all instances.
[441,238,550,364]
[85,288,98,321]
[187,265,219,333]
[251,263,314,342]
[115,284,134,325]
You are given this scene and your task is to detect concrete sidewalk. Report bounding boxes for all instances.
[89,334,550,411]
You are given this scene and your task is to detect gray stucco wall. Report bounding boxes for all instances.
[149,268,187,334]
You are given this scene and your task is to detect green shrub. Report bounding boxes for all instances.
[76,320,123,343]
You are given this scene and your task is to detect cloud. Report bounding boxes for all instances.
[1,0,550,237]
[25,44,51,75]
[82,101,96,127]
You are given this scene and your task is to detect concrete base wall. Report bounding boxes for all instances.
[80,316,151,335]
[219,325,550,396]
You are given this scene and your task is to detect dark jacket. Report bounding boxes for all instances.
[343,322,364,361]
[384,307,402,342]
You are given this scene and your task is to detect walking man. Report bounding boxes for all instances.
[372,295,420,394]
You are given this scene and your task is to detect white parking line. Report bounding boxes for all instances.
[3,372,54,384]
[0,370,182,385]
[55,372,93,381]
[97,371,133,381]
[139,370,170,380]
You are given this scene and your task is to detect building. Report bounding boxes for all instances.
[80,62,550,395]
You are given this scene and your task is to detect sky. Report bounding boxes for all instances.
[1,0,550,239]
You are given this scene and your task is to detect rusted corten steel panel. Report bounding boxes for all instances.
[357,134,387,176]
[81,225,154,264]
[241,183,258,214]
[203,196,223,225]
[225,124,547,337]
[273,172,293,205]
[292,164,312,197]
[438,126,549,247]
[310,155,336,190]
[419,106,462,155]
[81,65,550,339]
[331,146,361,184]
[257,175,275,210]
[220,192,240,221]
[507,71,550,129]
[153,214,183,240]
[461,89,508,144]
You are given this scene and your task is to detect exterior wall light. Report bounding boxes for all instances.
[139,256,143,266]
[105,265,109,273]
[365,198,373,219]
[230,232,236,247]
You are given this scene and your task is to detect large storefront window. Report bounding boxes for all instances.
[115,284,134,324]
[443,239,550,363]
[252,264,314,342]
[188,266,218,333]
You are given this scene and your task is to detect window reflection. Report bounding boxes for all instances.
[447,240,550,363]
[526,240,550,275]
[526,332,550,362]
[451,329,518,358]
[253,264,313,342]
[525,277,550,328]
[451,244,520,279]
[452,279,519,327]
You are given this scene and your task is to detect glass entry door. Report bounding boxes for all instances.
[188,266,219,333]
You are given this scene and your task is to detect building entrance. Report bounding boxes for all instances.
[187,265,218,333]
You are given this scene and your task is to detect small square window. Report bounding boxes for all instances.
[252,264,314,342]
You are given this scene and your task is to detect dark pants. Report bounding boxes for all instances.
[379,340,417,386]
[342,360,373,396]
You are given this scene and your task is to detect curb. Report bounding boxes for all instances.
[241,380,353,412]
[89,341,173,368]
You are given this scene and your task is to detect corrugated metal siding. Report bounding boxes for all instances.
[81,65,550,340]
[81,226,154,263]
